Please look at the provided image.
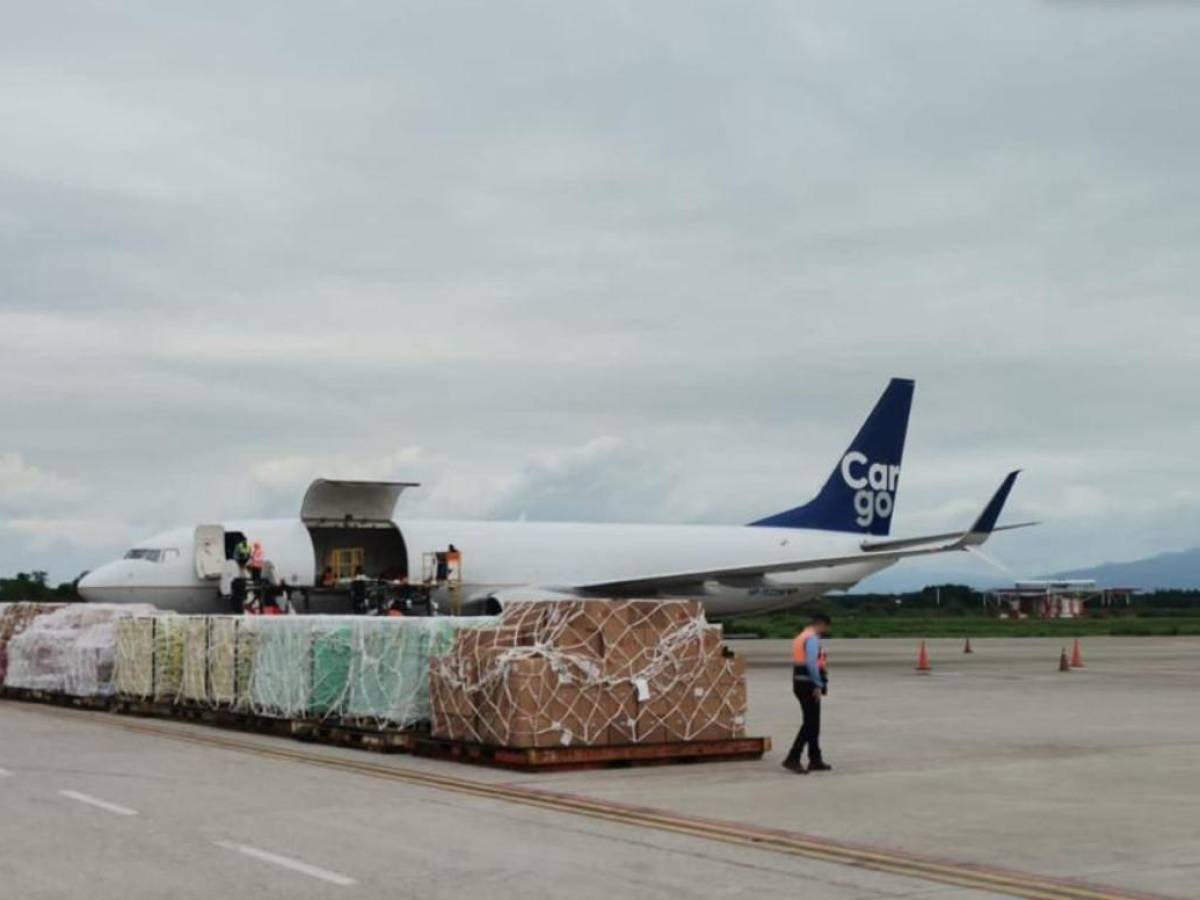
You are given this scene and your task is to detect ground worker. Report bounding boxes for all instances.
[349,566,369,614]
[782,612,832,774]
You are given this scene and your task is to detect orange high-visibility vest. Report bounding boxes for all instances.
[793,626,818,664]
[818,647,828,673]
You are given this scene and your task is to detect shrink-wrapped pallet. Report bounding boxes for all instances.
[242,615,493,722]
[0,602,65,683]
[181,617,209,703]
[208,616,242,706]
[247,617,316,716]
[121,613,498,725]
[310,622,353,715]
[233,618,257,708]
[344,617,494,728]
[6,604,156,696]
[114,617,157,698]
[153,616,187,702]
[429,599,747,748]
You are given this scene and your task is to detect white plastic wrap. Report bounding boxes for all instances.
[4,604,157,696]
[0,602,66,683]
[113,614,496,728]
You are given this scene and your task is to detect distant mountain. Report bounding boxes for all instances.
[1050,547,1200,590]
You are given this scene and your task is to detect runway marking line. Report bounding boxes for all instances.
[5,702,1174,900]
[212,840,357,886]
[58,789,138,817]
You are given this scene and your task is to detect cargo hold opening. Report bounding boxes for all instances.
[298,479,418,612]
[305,523,409,582]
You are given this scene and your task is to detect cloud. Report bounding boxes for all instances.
[0,517,133,552]
[0,453,83,512]
[0,2,1198,583]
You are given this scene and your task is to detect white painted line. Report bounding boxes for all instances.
[0,767,12,777]
[58,790,138,816]
[212,841,357,886]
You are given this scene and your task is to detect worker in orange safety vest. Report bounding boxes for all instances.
[782,612,832,774]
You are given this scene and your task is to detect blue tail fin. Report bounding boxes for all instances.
[749,378,915,535]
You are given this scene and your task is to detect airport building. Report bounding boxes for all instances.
[986,580,1136,619]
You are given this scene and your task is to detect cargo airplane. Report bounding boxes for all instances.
[77,379,1031,616]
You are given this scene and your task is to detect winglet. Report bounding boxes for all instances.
[962,470,1021,545]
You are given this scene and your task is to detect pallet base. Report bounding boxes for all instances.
[4,690,768,770]
[111,698,298,738]
[1,686,114,711]
[292,721,417,753]
[412,734,771,771]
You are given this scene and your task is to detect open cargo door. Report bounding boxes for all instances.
[194,525,226,579]
[300,479,418,527]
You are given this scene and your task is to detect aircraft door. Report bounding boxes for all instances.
[194,525,226,579]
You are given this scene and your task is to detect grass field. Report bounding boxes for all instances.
[723,614,1200,639]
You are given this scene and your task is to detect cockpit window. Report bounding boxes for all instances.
[124,548,179,563]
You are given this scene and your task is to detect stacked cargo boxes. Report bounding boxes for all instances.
[429,600,748,749]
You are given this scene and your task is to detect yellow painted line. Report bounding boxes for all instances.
[2,701,1173,900]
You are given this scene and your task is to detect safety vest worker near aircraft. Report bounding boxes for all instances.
[783,613,832,774]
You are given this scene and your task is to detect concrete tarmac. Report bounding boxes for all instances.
[1,636,1197,899]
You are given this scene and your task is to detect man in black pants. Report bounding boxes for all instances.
[783,612,832,774]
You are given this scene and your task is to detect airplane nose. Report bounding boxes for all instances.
[76,565,116,602]
[76,569,99,602]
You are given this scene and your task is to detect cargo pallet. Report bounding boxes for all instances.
[4,690,768,770]
[112,697,300,739]
[292,720,418,753]
[410,734,771,771]
[1,686,114,712]
[108,696,418,749]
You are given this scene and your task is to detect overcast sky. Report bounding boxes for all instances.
[2,1,1198,588]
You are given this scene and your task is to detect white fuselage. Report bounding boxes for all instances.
[76,517,895,617]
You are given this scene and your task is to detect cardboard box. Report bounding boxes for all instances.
[605,684,640,745]
[673,624,725,668]
[602,624,661,680]
[454,625,521,662]
[496,602,550,642]
[479,655,617,748]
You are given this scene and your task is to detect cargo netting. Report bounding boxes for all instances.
[429,599,748,748]
[4,604,157,696]
[113,615,496,728]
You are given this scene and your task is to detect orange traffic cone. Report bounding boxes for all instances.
[1058,647,1071,672]
[1070,639,1084,668]
[963,637,973,654]
[916,641,932,673]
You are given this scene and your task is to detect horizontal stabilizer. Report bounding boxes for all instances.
[576,470,1029,595]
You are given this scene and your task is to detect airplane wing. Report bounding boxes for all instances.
[571,471,1032,595]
